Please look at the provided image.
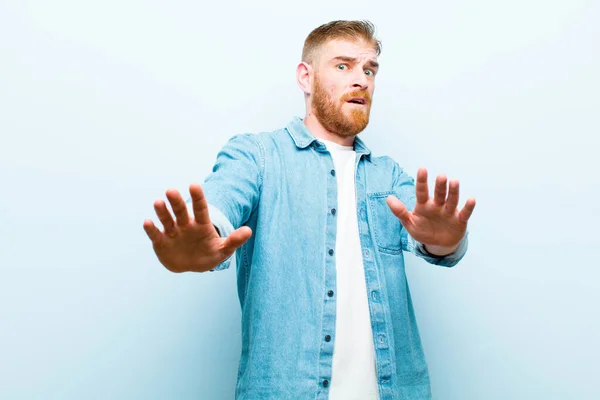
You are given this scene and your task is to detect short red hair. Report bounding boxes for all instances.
[301,20,382,64]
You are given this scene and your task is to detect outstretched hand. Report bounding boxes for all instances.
[386,168,476,250]
[143,184,252,273]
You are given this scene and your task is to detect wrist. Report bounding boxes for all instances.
[422,243,459,256]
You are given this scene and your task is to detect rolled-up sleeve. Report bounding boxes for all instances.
[407,233,469,267]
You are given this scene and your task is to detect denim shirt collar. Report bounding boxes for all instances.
[285,116,372,158]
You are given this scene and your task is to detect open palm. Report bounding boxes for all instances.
[386,168,476,248]
[143,184,252,273]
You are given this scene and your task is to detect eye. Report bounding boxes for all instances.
[336,64,347,70]
[365,69,374,76]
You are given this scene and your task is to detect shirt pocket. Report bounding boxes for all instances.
[367,191,403,255]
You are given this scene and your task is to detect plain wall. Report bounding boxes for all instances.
[1,0,599,399]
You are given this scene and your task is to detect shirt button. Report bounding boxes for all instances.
[330,169,336,176]
[328,290,334,297]
[371,291,379,301]
[325,335,331,342]
[331,208,336,215]
[329,249,334,256]
[323,379,329,387]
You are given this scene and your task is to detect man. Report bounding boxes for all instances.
[143,20,476,400]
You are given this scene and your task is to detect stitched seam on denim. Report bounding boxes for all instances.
[252,133,266,191]
[368,192,402,254]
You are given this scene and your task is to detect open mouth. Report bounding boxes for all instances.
[347,98,367,105]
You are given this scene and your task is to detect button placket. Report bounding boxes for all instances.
[316,156,337,398]
[371,291,379,302]
[363,248,371,260]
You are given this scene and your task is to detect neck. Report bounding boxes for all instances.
[303,112,355,147]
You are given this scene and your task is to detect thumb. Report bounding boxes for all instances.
[221,226,253,256]
[386,195,411,226]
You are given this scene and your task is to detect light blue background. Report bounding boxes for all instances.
[1,1,599,399]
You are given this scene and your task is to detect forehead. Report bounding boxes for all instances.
[318,39,378,63]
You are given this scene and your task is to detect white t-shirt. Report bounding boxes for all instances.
[320,139,380,400]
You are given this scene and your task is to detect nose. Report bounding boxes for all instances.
[352,70,369,90]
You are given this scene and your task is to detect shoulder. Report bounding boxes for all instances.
[224,126,289,151]
[368,154,397,169]
[367,154,404,175]
[366,153,415,186]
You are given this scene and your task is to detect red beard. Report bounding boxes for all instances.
[312,75,372,137]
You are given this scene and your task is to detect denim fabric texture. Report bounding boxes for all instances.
[194,116,469,399]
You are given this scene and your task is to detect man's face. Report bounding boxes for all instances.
[311,39,379,137]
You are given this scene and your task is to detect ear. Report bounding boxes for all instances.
[296,62,312,95]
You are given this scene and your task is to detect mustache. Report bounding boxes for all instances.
[340,90,372,104]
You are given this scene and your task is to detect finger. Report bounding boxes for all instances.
[458,198,476,223]
[445,179,459,212]
[143,220,164,245]
[433,174,447,206]
[190,184,211,225]
[154,199,177,236]
[221,226,253,255]
[386,195,411,226]
[166,189,190,227]
[415,168,429,204]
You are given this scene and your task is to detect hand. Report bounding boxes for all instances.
[143,184,252,273]
[386,168,476,249]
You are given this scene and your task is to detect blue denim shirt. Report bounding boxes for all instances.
[199,117,468,399]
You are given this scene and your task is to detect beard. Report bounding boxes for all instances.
[312,74,372,137]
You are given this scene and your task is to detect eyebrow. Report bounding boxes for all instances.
[332,56,379,70]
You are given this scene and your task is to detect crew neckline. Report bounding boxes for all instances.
[319,138,355,152]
